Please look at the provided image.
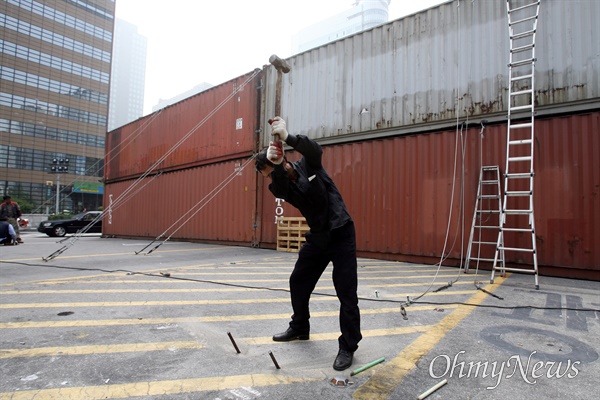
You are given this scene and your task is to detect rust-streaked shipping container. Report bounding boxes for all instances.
[102,0,599,280]
[105,71,261,182]
[258,112,599,279]
[103,159,258,243]
[261,0,600,146]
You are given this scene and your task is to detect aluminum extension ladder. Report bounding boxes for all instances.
[491,0,541,289]
[465,166,504,275]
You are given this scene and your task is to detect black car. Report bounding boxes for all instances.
[37,211,102,237]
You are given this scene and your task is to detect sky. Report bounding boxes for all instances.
[114,0,446,115]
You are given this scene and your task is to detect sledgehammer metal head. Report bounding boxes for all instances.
[269,54,291,73]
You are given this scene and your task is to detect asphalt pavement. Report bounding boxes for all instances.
[0,230,598,399]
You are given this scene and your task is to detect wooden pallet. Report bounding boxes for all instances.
[276,217,309,252]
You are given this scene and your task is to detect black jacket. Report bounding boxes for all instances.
[268,134,351,247]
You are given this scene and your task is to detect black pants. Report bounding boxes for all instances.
[288,221,362,352]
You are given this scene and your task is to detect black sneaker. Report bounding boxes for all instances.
[333,349,354,371]
[272,327,309,342]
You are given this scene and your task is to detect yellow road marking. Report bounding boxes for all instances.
[0,247,229,263]
[0,280,475,294]
[0,305,457,329]
[245,325,433,345]
[0,374,319,400]
[0,325,432,359]
[0,289,479,309]
[4,273,464,286]
[353,275,507,400]
[0,341,203,359]
[368,281,474,288]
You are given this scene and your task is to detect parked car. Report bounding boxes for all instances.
[37,211,102,237]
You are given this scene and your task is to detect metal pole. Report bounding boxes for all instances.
[56,173,60,214]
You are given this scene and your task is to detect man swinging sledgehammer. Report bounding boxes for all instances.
[255,117,362,371]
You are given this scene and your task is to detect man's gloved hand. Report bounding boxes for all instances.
[267,141,284,165]
[270,116,288,142]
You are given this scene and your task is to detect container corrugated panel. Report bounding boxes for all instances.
[259,112,599,276]
[103,159,258,243]
[105,71,261,181]
[262,0,600,145]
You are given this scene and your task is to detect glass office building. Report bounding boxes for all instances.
[0,0,115,213]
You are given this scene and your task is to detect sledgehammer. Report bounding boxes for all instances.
[269,54,291,120]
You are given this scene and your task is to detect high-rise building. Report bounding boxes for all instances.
[292,0,391,54]
[0,0,114,214]
[108,18,146,131]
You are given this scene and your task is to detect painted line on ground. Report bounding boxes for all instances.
[0,246,230,263]
[0,341,203,359]
[245,325,433,345]
[0,290,480,309]
[0,280,474,295]
[0,305,458,329]
[352,275,508,400]
[0,374,320,400]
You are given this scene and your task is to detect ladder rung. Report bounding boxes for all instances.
[481,180,499,184]
[510,44,535,53]
[508,156,532,162]
[469,257,497,262]
[510,29,536,40]
[509,15,538,26]
[476,209,500,214]
[482,166,499,171]
[509,139,533,145]
[510,58,536,68]
[511,74,533,82]
[511,89,533,96]
[501,227,533,233]
[480,194,500,199]
[471,242,498,246]
[506,173,533,179]
[503,209,533,215]
[508,155,532,162]
[510,104,533,112]
[505,191,532,197]
[474,225,500,229]
[508,1,540,14]
[509,122,532,129]
[493,266,536,274]
[498,246,535,253]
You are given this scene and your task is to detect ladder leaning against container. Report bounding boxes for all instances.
[491,0,541,289]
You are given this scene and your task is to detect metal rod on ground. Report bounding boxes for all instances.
[350,357,385,376]
[227,332,241,354]
[417,379,448,400]
[268,351,281,369]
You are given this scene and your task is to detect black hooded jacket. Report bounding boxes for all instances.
[268,134,351,247]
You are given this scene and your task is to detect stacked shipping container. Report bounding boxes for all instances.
[105,1,599,279]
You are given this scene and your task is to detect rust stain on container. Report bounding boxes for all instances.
[103,159,258,243]
[259,113,599,276]
[105,72,261,181]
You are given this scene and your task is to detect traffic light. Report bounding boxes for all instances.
[50,157,69,173]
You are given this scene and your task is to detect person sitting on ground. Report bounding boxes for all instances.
[0,216,17,245]
[1,195,23,243]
